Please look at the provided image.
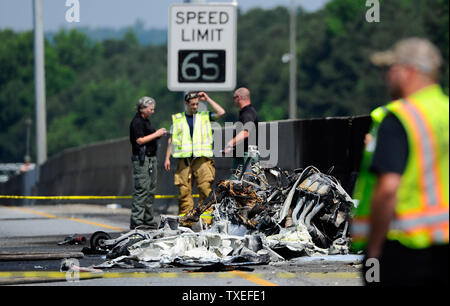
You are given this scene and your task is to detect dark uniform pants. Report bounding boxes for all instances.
[130,156,157,229]
[363,240,449,286]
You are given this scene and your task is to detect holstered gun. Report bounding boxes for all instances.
[138,145,146,166]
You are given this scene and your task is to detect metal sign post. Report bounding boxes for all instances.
[33,0,47,166]
[289,0,297,119]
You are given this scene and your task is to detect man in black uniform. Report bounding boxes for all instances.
[224,87,259,178]
[129,96,167,229]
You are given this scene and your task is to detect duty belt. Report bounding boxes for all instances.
[131,155,155,161]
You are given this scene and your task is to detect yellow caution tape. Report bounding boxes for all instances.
[0,194,199,200]
[0,195,132,200]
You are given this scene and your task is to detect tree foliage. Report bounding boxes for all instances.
[0,0,448,162]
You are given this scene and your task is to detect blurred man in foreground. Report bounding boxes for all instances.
[351,38,449,286]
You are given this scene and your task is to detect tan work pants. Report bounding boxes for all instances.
[174,157,215,220]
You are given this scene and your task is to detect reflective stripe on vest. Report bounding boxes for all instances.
[352,211,449,239]
[396,99,447,209]
[171,112,213,158]
[351,87,449,251]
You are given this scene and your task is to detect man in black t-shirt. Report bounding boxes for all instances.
[224,87,259,178]
[129,96,167,230]
[370,114,408,175]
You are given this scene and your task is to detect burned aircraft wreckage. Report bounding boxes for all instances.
[88,164,355,269]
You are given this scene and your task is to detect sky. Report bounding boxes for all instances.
[0,0,330,32]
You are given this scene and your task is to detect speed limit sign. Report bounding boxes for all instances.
[168,3,237,91]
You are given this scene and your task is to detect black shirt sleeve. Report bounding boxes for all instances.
[239,108,258,132]
[240,111,256,126]
[370,114,409,175]
[131,119,145,140]
[129,114,158,157]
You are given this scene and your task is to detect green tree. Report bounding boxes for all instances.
[0,0,448,162]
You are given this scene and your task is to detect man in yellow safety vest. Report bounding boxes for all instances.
[164,92,226,225]
[351,38,449,286]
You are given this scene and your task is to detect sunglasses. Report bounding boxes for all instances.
[185,92,199,101]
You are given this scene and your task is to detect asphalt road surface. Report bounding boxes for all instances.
[0,204,364,287]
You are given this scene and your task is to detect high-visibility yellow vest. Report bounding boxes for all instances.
[351,85,449,251]
[171,111,213,158]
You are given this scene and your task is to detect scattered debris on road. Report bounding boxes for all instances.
[85,164,355,269]
[57,234,86,246]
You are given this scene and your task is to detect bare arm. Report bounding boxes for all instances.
[224,130,249,153]
[227,130,248,147]
[165,136,172,161]
[367,173,401,259]
[198,92,226,118]
[164,136,172,172]
[136,128,167,145]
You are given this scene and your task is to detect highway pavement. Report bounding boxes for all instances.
[0,204,364,287]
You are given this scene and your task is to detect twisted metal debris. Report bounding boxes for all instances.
[180,164,354,254]
[91,163,355,268]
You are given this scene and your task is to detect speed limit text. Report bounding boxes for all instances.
[175,11,230,25]
[176,10,230,42]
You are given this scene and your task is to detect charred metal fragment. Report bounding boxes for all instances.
[93,163,355,269]
[181,164,354,252]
